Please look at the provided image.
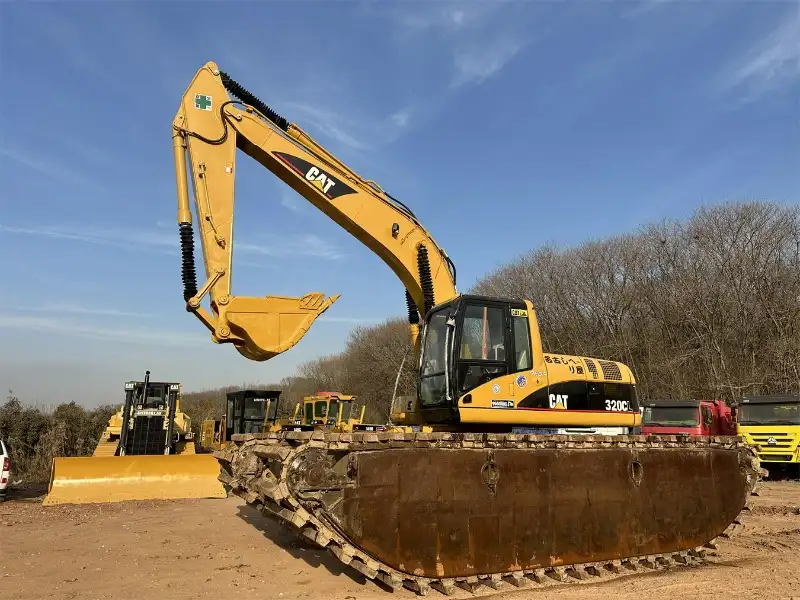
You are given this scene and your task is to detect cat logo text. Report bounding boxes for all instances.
[273,152,357,200]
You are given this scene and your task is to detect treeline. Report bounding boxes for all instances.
[0,394,117,482]
[2,201,797,482]
[473,201,800,400]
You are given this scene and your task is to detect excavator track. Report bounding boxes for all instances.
[215,431,763,596]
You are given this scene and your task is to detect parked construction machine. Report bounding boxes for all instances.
[43,371,226,505]
[199,388,284,451]
[736,394,800,478]
[170,61,762,594]
[199,389,382,447]
[640,398,737,437]
[287,391,387,432]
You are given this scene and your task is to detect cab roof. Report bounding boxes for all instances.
[640,399,702,408]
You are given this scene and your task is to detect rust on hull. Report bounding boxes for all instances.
[301,447,749,577]
[216,431,762,594]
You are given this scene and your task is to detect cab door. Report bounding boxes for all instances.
[701,404,715,435]
[453,300,512,398]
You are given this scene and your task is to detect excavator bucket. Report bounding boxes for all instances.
[224,292,340,361]
[43,454,227,506]
[217,431,763,594]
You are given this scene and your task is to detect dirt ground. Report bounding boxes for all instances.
[2,481,799,600]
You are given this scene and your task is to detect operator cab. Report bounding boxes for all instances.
[419,295,533,418]
[302,392,358,427]
[120,371,182,455]
[641,399,703,428]
[225,389,282,437]
[738,395,800,426]
[133,383,169,410]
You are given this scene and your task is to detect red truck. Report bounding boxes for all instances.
[640,398,737,436]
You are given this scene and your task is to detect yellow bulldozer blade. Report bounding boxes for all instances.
[43,454,228,505]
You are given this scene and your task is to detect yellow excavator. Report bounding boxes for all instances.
[171,61,762,594]
[43,371,226,505]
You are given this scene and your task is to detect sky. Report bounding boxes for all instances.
[0,0,798,407]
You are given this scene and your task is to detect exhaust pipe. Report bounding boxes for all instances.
[165,381,177,455]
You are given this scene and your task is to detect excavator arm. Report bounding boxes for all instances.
[172,61,457,361]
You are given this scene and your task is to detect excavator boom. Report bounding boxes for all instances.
[173,61,456,361]
[170,62,764,595]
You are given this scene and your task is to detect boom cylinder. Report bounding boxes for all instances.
[173,132,192,225]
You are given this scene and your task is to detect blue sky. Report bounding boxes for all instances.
[1,0,798,406]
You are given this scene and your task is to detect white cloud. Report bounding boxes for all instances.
[0,223,176,253]
[274,1,530,151]
[280,189,303,213]
[0,315,206,348]
[318,315,385,324]
[718,11,800,102]
[8,304,155,318]
[386,0,530,89]
[621,0,674,19]
[0,147,106,190]
[239,233,346,261]
[284,101,412,151]
[451,36,529,88]
[0,223,346,261]
[390,110,411,129]
[389,2,509,35]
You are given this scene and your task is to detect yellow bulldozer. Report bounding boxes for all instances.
[170,61,763,594]
[43,370,226,505]
[286,391,387,432]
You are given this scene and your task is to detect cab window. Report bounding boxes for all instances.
[314,401,328,419]
[457,304,507,395]
[419,309,451,407]
[234,394,243,421]
[243,398,264,420]
[460,305,505,360]
[226,397,235,424]
[328,400,340,424]
[512,313,532,371]
[341,401,353,420]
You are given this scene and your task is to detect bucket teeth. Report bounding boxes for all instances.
[218,431,763,597]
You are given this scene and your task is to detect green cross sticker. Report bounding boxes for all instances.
[194,94,212,111]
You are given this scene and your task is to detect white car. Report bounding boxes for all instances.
[0,439,10,501]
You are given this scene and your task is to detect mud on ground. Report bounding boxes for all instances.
[2,482,798,600]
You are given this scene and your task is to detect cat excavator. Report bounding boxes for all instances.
[171,61,762,594]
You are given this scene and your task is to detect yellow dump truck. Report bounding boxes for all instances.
[199,389,284,451]
[44,371,227,505]
[736,394,800,478]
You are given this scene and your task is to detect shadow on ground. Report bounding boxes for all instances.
[235,503,373,588]
[4,482,48,502]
